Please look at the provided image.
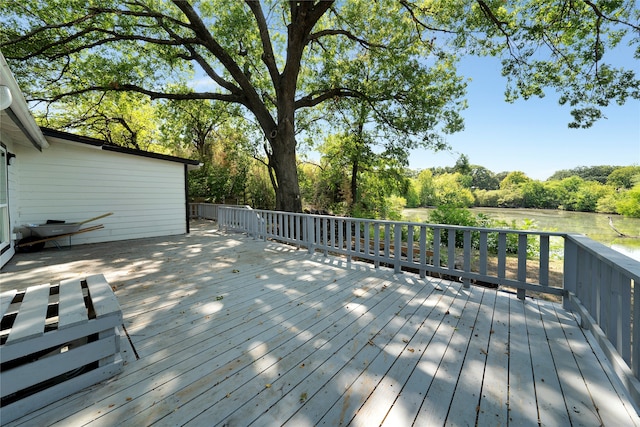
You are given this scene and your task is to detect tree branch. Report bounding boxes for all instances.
[33,84,246,104]
[307,29,386,49]
[245,1,281,86]
[172,0,276,132]
[582,0,640,31]
[295,87,365,109]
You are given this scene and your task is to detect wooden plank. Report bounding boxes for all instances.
[413,286,486,426]
[346,280,455,426]
[444,289,498,426]
[1,315,122,363]
[476,290,510,426]
[550,302,640,427]
[47,266,377,425]
[0,289,18,318]
[85,275,121,319]
[58,278,88,329]
[4,226,640,427]
[380,285,476,426]
[538,299,603,426]
[523,299,571,426]
[154,273,416,426]
[505,297,539,426]
[306,279,451,426]
[5,283,50,344]
[1,336,118,397]
[0,360,123,425]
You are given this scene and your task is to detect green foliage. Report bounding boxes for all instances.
[433,173,474,207]
[470,166,500,190]
[2,1,638,211]
[607,166,640,189]
[547,165,617,184]
[485,219,538,257]
[473,189,501,207]
[499,171,531,189]
[427,205,537,256]
[246,163,276,210]
[415,170,438,207]
[616,185,640,217]
[37,91,163,151]
[429,205,478,247]
[404,182,420,209]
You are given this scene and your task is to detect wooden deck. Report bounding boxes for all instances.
[1,220,639,426]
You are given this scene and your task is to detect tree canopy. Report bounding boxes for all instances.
[2,0,638,212]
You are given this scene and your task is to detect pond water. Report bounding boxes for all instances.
[403,207,640,262]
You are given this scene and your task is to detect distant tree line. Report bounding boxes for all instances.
[403,157,640,218]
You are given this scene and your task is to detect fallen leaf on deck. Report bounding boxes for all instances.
[265,383,272,388]
[216,295,224,300]
[232,269,240,273]
[300,392,307,403]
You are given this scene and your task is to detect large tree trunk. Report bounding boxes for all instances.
[266,111,302,212]
[270,133,302,212]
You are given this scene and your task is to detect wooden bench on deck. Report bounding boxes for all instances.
[0,274,123,424]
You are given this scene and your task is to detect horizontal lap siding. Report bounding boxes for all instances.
[15,141,186,245]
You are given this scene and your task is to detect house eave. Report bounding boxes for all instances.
[0,51,49,151]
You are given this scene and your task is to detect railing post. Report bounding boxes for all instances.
[563,236,577,310]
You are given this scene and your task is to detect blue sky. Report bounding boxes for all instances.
[409,55,640,180]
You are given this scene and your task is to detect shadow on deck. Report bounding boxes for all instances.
[1,220,638,426]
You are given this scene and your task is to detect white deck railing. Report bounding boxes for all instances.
[190,202,640,407]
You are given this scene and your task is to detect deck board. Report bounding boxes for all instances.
[1,220,638,427]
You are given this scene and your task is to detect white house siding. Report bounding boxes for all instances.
[13,139,187,246]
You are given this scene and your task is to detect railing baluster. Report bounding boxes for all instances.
[497,233,506,283]
[419,226,427,279]
[463,230,471,288]
[479,231,488,277]
[407,225,414,264]
[446,228,455,272]
[517,233,527,300]
[433,228,441,269]
[374,224,380,268]
[394,224,402,273]
[633,278,639,376]
[539,235,550,287]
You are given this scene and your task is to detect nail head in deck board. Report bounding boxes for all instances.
[58,278,89,329]
[5,283,51,344]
